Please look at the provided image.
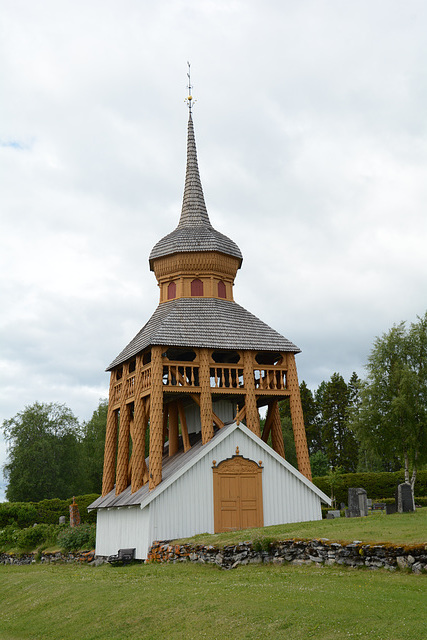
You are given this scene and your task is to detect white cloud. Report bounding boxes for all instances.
[1,0,427,494]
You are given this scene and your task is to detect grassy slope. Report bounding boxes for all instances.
[0,562,425,640]
[175,508,427,548]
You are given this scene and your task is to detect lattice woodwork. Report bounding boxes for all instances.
[102,372,119,495]
[270,399,286,459]
[149,346,164,490]
[199,348,215,444]
[115,398,131,495]
[286,353,312,480]
[168,401,179,456]
[131,356,148,493]
[243,351,261,436]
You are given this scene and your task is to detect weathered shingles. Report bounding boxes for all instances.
[107,298,300,370]
[149,115,242,265]
[149,225,242,262]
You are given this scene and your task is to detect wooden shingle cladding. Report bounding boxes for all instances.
[106,298,300,371]
[149,115,242,268]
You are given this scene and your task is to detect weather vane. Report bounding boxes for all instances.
[185,61,196,112]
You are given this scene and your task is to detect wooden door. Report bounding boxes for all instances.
[213,455,263,533]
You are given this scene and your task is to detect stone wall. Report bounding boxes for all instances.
[0,550,95,565]
[147,539,427,574]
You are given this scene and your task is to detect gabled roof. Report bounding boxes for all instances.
[88,421,331,510]
[106,297,300,370]
[149,114,242,268]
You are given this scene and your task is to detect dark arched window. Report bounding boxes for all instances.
[218,280,226,298]
[167,281,176,300]
[191,278,204,296]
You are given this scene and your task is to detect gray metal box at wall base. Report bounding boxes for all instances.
[396,483,415,513]
[347,488,368,517]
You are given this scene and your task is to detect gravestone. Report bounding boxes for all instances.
[59,515,66,524]
[386,503,396,515]
[346,488,368,518]
[396,483,415,513]
[326,510,341,519]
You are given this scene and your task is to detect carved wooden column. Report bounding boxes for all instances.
[270,399,285,459]
[149,345,164,490]
[168,401,179,456]
[116,365,131,494]
[199,348,214,444]
[286,353,312,480]
[131,355,147,493]
[243,351,260,436]
[102,372,119,496]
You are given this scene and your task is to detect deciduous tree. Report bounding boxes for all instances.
[2,402,83,502]
[352,314,427,492]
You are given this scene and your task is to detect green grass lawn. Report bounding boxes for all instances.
[1,510,426,639]
[176,508,427,548]
[0,562,425,640]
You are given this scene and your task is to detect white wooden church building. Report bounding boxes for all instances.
[89,93,330,559]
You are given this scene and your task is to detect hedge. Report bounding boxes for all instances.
[312,470,427,505]
[0,494,99,528]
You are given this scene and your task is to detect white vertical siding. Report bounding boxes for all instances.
[95,427,323,559]
[96,505,151,559]
[148,429,321,545]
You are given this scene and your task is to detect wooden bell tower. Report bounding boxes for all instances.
[101,80,312,499]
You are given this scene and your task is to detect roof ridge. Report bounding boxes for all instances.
[177,114,211,228]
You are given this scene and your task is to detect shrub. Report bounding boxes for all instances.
[0,525,19,551]
[0,502,38,528]
[312,471,427,505]
[57,524,96,552]
[0,494,99,529]
[34,494,98,526]
[15,524,60,551]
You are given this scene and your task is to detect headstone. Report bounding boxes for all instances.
[367,498,372,508]
[386,503,396,515]
[395,483,415,513]
[59,515,66,524]
[340,502,346,511]
[347,488,368,517]
[327,510,341,519]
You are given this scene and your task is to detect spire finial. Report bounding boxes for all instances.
[185,61,195,113]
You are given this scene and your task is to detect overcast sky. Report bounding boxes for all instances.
[1,1,426,500]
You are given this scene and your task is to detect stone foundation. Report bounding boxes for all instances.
[147,539,427,573]
[0,550,96,565]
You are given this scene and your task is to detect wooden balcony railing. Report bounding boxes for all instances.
[254,368,287,390]
[162,363,200,387]
[209,366,244,389]
[111,363,288,405]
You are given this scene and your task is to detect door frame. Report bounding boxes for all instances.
[212,452,263,533]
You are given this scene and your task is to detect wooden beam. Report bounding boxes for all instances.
[190,393,224,429]
[168,401,179,456]
[261,401,275,442]
[177,401,191,452]
[235,405,246,425]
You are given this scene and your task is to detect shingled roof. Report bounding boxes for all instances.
[149,114,242,268]
[107,298,300,370]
